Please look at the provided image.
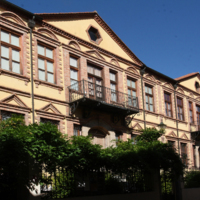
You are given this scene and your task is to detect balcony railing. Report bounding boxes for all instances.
[68,80,139,115]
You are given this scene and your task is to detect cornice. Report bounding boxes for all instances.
[0,85,30,97]
[0,102,31,113]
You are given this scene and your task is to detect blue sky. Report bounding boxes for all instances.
[7,0,200,79]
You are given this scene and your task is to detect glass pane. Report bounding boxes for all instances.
[70,57,78,68]
[11,35,19,46]
[180,108,182,113]
[145,96,148,103]
[127,79,130,87]
[39,70,45,81]
[96,79,102,85]
[87,65,93,74]
[168,111,171,117]
[88,76,93,82]
[94,68,101,77]
[47,73,54,83]
[70,69,78,80]
[145,86,148,93]
[128,89,131,95]
[110,72,116,81]
[71,79,78,86]
[150,105,153,112]
[168,103,171,109]
[149,97,153,104]
[47,61,53,73]
[146,103,149,110]
[1,31,9,43]
[46,48,53,59]
[38,45,44,56]
[132,91,136,97]
[132,81,135,88]
[1,58,9,70]
[1,46,9,58]
[111,83,116,90]
[12,50,20,62]
[149,88,152,94]
[111,93,117,102]
[38,58,45,70]
[12,62,20,73]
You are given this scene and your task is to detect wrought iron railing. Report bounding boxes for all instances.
[68,80,139,111]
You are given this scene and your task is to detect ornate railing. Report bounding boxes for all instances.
[68,80,139,111]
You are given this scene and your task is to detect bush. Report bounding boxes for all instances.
[184,171,200,188]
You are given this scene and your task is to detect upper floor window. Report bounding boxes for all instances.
[177,97,184,121]
[74,124,81,136]
[189,102,193,123]
[40,118,59,129]
[145,85,153,112]
[0,30,21,74]
[181,143,187,165]
[195,82,200,92]
[70,56,79,86]
[168,140,175,150]
[87,64,102,98]
[196,105,200,123]
[110,72,117,102]
[127,78,136,107]
[38,44,54,84]
[164,93,172,117]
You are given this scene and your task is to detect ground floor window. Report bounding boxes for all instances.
[40,118,60,129]
[74,124,81,136]
[0,110,24,121]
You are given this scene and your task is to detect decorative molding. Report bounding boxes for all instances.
[163,82,174,90]
[36,27,59,41]
[176,87,185,95]
[39,103,62,114]
[0,69,30,85]
[180,133,189,140]
[144,73,156,82]
[34,79,63,93]
[132,122,143,130]
[0,94,28,108]
[85,49,105,60]
[0,11,26,26]
[110,58,120,67]
[166,131,177,138]
[68,40,81,50]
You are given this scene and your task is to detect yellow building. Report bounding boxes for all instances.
[0,1,199,168]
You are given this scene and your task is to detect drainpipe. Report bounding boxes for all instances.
[140,66,146,129]
[28,17,35,123]
[173,83,180,155]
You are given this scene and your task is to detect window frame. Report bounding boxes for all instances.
[110,71,117,102]
[177,97,184,121]
[74,124,81,136]
[37,42,55,84]
[70,55,79,86]
[164,92,172,117]
[145,84,154,112]
[0,28,22,74]
[40,117,60,130]
[181,143,187,165]
[189,102,193,124]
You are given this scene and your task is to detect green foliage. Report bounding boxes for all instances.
[184,171,200,188]
[0,116,184,198]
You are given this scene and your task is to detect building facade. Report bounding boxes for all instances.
[0,1,200,168]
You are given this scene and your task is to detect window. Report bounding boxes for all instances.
[193,145,196,168]
[177,97,184,121]
[195,82,200,92]
[127,78,137,107]
[164,93,172,117]
[0,30,21,74]
[38,44,54,83]
[87,64,102,99]
[145,85,153,112]
[74,124,81,136]
[40,118,59,129]
[115,132,121,146]
[131,134,137,144]
[189,102,193,123]
[196,105,200,129]
[87,26,102,44]
[0,111,24,121]
[110,72,117,102]
[181,143,187,165]
[168,140,175,150]
[70,56,78,85]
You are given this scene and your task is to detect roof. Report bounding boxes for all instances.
[175,72,199,81]
[35,11,143,66]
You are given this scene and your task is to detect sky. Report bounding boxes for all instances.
[7,0,200,79]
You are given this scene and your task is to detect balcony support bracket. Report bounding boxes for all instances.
[124,114,136,127]
[69,101,80,116]
[111,115,120,124]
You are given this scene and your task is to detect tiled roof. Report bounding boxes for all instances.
[175,72,199,81]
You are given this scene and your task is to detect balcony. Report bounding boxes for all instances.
[68,80,139,117]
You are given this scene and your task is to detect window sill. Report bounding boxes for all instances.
[34,79,63,93]
[145,110,159,116]
[0,69,30,85]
